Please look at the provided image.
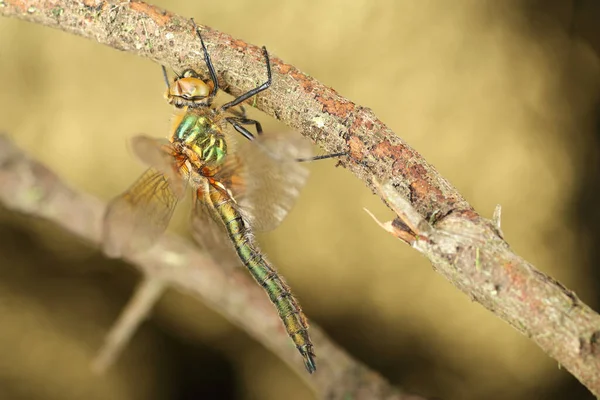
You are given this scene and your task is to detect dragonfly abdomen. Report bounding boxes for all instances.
[209,185,317,373]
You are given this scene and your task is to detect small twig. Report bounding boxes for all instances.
[92,277,167,374]
[2,0,600,396]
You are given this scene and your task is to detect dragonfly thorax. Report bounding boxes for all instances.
[171,112,227,165]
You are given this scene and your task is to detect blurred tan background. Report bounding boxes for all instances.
[1,0,600,399]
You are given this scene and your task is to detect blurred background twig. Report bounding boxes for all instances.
[1,0,600,399]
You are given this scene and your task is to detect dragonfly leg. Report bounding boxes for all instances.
[225,116,263,135]
[191,18,219,102]
[161,65,170,91]
[295,151,348,163]
[220,46,272,112]
[227,115,346,162]
[227,118,257,141]
[227,105,248,119]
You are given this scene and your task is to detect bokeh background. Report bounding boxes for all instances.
[1,0,600,399]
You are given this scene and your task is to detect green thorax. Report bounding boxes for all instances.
[172,112,227,164]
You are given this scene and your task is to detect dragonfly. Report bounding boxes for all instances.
[103,20,343,373]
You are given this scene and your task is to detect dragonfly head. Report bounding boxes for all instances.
[166,69,215,108]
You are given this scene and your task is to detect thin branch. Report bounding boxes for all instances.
[2,0,600,396]
[91,277,167,374]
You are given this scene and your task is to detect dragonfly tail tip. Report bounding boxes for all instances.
[301,348,317,374]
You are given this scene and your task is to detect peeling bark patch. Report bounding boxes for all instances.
[289,70,316,93]
[348,136,365,159]
[371,140,415,162]
[370,140,447,208]
[372,140,395,158]
[410,180,431,199]
[230,38,248,52]
[82,0,102,8]
[277,63,292,74]
[316,95,356,118]
[408,167,443,201]
[409,163,427,178]
[129,1,170,26]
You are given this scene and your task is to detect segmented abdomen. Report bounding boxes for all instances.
[208,184,316,373]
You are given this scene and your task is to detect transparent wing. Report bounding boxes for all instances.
[216,133,312,231]
[130,135,186,197]
[190,181,244,269]
[103,135,188,257]
[103,169,180,257]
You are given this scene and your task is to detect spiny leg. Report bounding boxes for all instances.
[225,116,263,135]
[191,18,219,101]
[227,118,346,162]
[161,65,170,91]
[296,151,348,162]
[228,120,257,142]
[228,105,248,119]
[221,46,272,112]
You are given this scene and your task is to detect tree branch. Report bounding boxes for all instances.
[2,0,600,396]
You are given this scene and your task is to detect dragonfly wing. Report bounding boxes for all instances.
[220,133,312,231]
[190,181,244,269]
[103,168,180,257]
[130,135,186,197]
